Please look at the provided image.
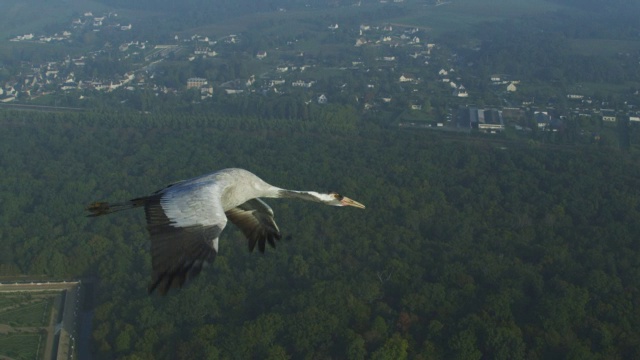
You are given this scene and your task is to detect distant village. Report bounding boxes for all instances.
[2,8,639,135]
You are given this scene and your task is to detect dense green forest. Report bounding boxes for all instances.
[1,109,640,358]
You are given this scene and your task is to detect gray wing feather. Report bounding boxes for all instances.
[145,182,227,295]
[225,198,282,253]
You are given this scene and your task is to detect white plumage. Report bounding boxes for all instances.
[87,168,364,295]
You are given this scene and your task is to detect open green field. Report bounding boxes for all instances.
[387,0,566,36]
[390,0,568,35]
[0,296,18,309]
[570,81,640,95]
[0,0,570,43]
[570,38,640,56]
[0,293,36,310]
[0,333,43,360]
[190,0,569,40]
[0,286,80,360]
[0,295,51,327]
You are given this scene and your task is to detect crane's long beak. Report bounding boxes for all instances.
[341,197,365,209]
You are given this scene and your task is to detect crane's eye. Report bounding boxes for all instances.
[329,192,343,200]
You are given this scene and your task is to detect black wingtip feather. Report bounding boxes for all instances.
[248,238,258,252]
[267,235,276,249]
[147,252,216,296]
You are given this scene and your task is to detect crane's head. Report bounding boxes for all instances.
[321,191,366,208]
[278,189,365,208]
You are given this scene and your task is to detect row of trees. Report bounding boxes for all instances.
[2,109,640,358]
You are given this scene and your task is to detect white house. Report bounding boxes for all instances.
[399,74,414,83]
[454,86,468,97]
[601,110,616,122]
[246,75,255,87]
[269,79,285,87]
[292,80,314,88]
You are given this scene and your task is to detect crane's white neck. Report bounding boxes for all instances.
[276,189,331,204]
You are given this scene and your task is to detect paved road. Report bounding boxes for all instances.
[0,281,79,292]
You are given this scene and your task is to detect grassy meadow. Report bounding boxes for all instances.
[0,294,51,327]
[571,38,640,56]
[187,0,569,41]
[0,0,571,45]
[391,0,568,35]
[0,292,56,360]
[0,333,43,360]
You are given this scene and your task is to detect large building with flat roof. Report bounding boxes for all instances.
[457,107,504,132]
[187,77,208,89]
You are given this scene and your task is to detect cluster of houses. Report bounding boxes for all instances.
[0,56,141,103]
[225,23,446,108]
[490,74,520,93]
[10,31,72,43]
[9,11,131,45]
[436,68,469,98]
[2,7,639,136]
[352,23,423,48]
[1,10,139,102]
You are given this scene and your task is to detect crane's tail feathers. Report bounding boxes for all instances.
[86,198,147,217]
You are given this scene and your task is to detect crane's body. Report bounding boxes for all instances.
[87,168,364,295]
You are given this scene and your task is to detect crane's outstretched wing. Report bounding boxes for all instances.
[225,198,282,253]
[143,183,226,295]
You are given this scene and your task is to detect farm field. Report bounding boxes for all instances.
[0,292,54,360]
[570,38,640,56]
[0,283,81,360]
[391,0,568,35]
[0,333,42,360]
[174,0,569,41]
[0,296,50,327]
[0,0,570,48]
